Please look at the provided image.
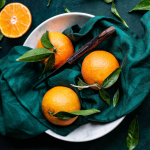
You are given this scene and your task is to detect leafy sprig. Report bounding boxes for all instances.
[71,66,122,106]
[63,6,71,13]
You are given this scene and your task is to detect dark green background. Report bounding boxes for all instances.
[0,0,149,149]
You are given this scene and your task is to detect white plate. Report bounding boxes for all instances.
[23,12,125,142]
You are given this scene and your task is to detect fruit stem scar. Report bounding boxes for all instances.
[48,111,54,116]
[53,47,57,53]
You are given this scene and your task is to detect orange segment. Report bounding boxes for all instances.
[0,3,32,38]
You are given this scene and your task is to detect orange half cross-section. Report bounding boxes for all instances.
[0,3,32,38]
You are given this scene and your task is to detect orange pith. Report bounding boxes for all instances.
[81,51,120,90]
[42,86,81,126]
[37,32,74,69]
[0,3,32,38]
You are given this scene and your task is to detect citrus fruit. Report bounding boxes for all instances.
[37,32,74,69]
[81,50,120,90]
[0,3,32,38]
[42,86,81,126]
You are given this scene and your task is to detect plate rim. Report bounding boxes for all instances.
[23,12,125,142]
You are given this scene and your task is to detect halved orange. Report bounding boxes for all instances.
[0,3,32,38]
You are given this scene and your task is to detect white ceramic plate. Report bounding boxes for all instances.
[23,12,125,142]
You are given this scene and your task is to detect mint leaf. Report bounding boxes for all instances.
[101,66,122,89]
[99,88,110,106]
[0,0,6,9]
[63,6,71,13]
[113,89,119,107]
[129,0,150,12]
[47,0,51,7]
[16,48,54,62]
[40,53,55,78]
[41,31,54,49]
[111,2,129,28]
[51,109,100,119]
[127,116,139,150]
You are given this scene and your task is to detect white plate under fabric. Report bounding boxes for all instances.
[23,12,125,142]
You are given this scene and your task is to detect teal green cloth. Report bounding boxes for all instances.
[0,12,150,139]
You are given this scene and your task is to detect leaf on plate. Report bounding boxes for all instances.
[129,0,150,12]
[40,53,55,78]
[0,0,6,9]
[113,89,119,107]
[50,108,100,119]
[41,31,54,49]
[103,0,113,3]
[0,30,3,41]
[70,78,99,90]
[111,2,129,28]
[63,6,71,13]
[99,88,110,106]
[47,0,52,7]
[127,115,139,150]
[16,48,54,62]
[101,66,122,89]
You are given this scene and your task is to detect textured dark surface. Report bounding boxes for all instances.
[0,0,150,150]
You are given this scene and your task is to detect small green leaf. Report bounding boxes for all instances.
[0,0,6,9]
[111,2,129,28]
[113,89,119,107]
[16,48,54,62]
[71,78,99,90]
[129,0,150,12]
[63,6,71,13]
[41,31,54,49]
[52,109,100,119]
[103,0,113,3]
[127,116,139,150]
[47,0,51,7]
[40,53,55,78]
[99,88,110,106]
[101,66,122,89]
[0,30,3,41]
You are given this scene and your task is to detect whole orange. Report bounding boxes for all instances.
[41,86,81,126]
[81,51,120,90]
[37,32,74,69]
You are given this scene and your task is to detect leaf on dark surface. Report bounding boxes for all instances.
[63,6,71,13]
[16,48,54,62]
[0,0,6,9]
[51,109,100,119]
[101,66,122,89]
[129,0,150,12]
[127,116,139,150]
[99,88,110,106]
[111,2,129,28]
[113,89,119,107]
[41,31,54,49]
[47,0,52,7]
[40,53,55,78]
[103,0,113,3]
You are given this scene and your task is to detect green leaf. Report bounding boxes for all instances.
[47,0,51,7]
[63,6,71,13]
[113,89,119,107]
[101,66,122,89]
[0,0,6,9]
[16,48,54,62]
[40,53,55,78]
[129,0,150,12]
[70,78,98,90]
[41,31,54,49]
[111,2,129,28]
[127,116,139,150]
[51,109,100,119]
[0,30,3,41]
[103,0,113,3]
[99,88,110,106]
